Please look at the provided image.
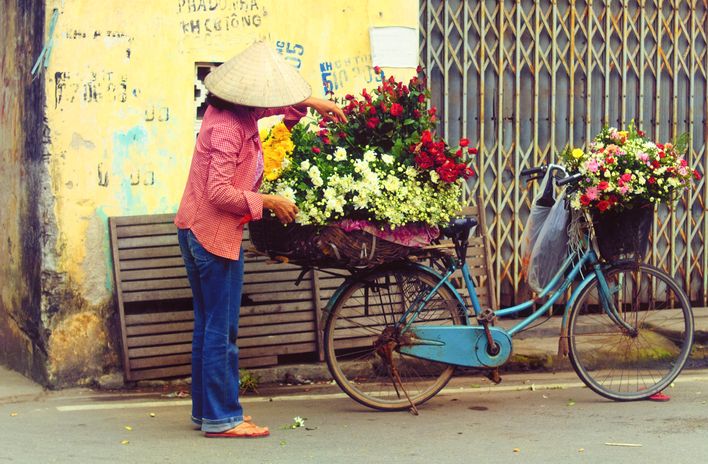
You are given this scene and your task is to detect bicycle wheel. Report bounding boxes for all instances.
[568,262,694,401]
[323,265,466,411]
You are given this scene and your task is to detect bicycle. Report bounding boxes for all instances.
[322,164,695,412]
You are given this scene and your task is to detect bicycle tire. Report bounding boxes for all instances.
[568,262,694,401]
[323,264,466,411]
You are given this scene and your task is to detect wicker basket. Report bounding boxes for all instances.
[248,214,415,268]
[591,202,653,262]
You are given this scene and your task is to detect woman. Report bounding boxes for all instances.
[175,42,345,438]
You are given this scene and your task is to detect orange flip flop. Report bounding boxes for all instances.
[205,422,270,438]
[194,415,253,430]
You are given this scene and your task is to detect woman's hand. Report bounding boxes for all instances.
[303,97,347,123]
[262,194,299,224]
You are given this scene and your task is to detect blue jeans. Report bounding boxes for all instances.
[178,228,245,433]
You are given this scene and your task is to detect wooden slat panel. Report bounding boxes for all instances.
[128,341,316,360]
[111,214,176,227]
[239,321,315,338]
[118,235,179,249]
[121,256,185,271]
[121,267,188,281]
[119,247,182,260]
[239,332,315,348]
[126,321,193,336]
[130,353,191,369]
[127,332,192,348]
[128,343,192,358]
[240,342,316,357]
[240,311,313,325]
[116,223,178,238]
[125,311,193,326]
[123,288,193,302]
[242,280,311,294]
[129,365,191,381]
[122,278,191,292]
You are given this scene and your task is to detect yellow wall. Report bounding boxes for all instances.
[42,0,417,382]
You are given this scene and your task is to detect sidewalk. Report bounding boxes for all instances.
[2,310,707,395]
[0,365,45,404]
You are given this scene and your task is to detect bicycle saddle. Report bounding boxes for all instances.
[441,216,477,241]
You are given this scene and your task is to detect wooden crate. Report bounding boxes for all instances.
[109,214,321,381]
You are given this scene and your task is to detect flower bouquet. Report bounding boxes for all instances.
[560,124,700,261]
[251,67,476,267]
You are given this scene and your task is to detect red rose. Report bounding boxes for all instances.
[621,173,632,182]
[379,103,388,113]
[459,138,469,147]
[580,195,591,206]
[597,200,610,212]
[312,147,321,154]
[421,130,433,144]
[598,181,609,191]
[416,65,423,73]
[417,94,426,103]
[468,147,478,155]
[373,65,382,74]
[390,103,404,117]
[415,153,434,169]
[345,94,355,100]
[656,143,664,149]
[605,156,615,164]
[680,159,688,167]
[638,130,645,137]
[366,117,380,129]
[648,177,656,184]
[694,170,702,180]
[463,167,475,178]
[454,149,463,158]
[651,160,661,169]
[413,109,421,119]
[659,151,666,159]
[428,107,437,116]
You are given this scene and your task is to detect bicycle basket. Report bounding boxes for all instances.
[248,213,416,268]
[591,202,653,262]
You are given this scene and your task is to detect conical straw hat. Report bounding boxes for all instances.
[204,41,312,108]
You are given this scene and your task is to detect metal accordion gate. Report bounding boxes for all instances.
[419,0,708,305]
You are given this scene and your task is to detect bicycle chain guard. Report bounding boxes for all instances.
[398,326,512,368]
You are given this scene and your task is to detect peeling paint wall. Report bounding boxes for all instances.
[0,0,47,382]
[38,0,418,385]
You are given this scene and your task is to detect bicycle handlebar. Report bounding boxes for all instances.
[556,172,583,187]
[520,166,547,177]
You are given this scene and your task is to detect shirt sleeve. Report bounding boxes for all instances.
[254,104,308,129]
[206,124,264,219]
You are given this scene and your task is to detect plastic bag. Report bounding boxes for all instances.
[527,193,570,292]
[520,170,554,280]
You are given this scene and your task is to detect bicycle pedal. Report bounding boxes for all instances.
[485,368,502,384]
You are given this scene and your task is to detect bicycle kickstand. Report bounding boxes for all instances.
[377,341,419,415]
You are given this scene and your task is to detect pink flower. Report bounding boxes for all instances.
[585,186,599,200]
[637,152,649,162]
[619,184,630,195]
[585,159,599,173]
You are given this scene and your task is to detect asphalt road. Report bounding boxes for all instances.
[1,370,707,464]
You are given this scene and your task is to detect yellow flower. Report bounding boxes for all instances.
[260,122,294,181]
[572,148,584,159]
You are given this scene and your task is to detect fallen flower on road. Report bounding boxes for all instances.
[10,412,18,417]
[121,440,129,445]
[567,399,576,406]
[124,426,132,431]
[149,413,156,417]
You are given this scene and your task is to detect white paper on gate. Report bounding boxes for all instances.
[369,27,419,68]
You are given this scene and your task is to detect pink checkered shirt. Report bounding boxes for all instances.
[175,103,306,260]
